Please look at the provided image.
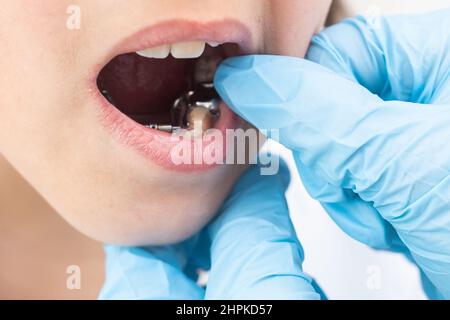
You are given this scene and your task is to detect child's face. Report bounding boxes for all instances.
[0,0,331,245]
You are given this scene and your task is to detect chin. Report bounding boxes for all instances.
[55,162,248,246]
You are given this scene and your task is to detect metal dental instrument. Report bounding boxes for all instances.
[100,83,221,133]
[147,124,181,132]
[147,82,221,133]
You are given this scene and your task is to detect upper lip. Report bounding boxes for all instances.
[89,19,254,171]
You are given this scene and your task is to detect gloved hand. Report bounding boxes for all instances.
[214,9,450,298]
[99,162,321,300]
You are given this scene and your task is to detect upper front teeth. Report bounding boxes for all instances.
[171,41,205,58]
[137,45,170,59]
[137,41,219,59]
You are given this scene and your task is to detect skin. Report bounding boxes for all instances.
[0,159,104,299]
[0,0,331,246]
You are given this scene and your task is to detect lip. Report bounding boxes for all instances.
[88,19,253,172]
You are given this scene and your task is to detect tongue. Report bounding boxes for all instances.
[97,53,195,117]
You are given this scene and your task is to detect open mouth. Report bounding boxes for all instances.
[93,20,252,171]
[97,42,240,133]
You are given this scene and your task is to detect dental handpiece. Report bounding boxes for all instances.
[148,82,221,133]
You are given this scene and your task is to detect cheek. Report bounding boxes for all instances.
[264,0,332,56]
[0,0,89,155]
[0,2,92,241]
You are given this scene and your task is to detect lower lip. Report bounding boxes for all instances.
[91,20,251,172]
[96,94,241,171]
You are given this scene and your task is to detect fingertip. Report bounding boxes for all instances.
[214,55,308,130]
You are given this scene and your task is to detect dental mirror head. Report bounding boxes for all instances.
[149,82,221,133]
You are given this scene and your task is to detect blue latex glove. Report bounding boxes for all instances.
[99,237,207,299]
[214,10,450,298]
[99,162,320,300]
